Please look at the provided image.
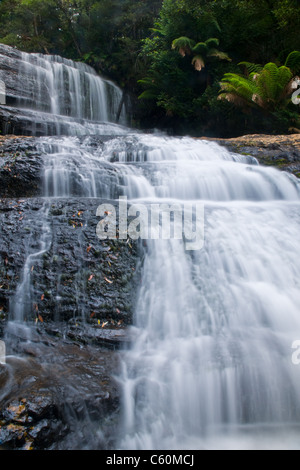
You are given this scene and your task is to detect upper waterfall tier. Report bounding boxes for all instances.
[0,43,127,130]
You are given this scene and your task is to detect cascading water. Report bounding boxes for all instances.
[1,44,300,449]
[40,133,300,449]
[0,43,127,135]
[107,135,300,450]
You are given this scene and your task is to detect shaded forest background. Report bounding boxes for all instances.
[0,0,300,137]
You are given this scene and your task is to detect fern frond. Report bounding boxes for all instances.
[208,49,231,61]
[257,63,292,105]
[238,61,263,75]
[220,73,260,107]
[192,42,208,56]
[205,38,220,49]
[138,90,158,100]
[285,51,300,75]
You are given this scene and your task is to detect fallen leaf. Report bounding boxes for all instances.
[102,321,108,328]
[98,319,101,325]
[38,314,43,323]
[87,245,92,253]
[88,274,94,281]
[104,277,113,284]
[90,311,96,318]
[41,294,44,301]
[116,308,121,314]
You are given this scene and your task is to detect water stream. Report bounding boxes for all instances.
[1,45,300,449]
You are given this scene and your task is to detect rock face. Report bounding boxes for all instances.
[0,136,43,197]
[0,135,142,449]
[0,328,121,450]
[0,197,140,325]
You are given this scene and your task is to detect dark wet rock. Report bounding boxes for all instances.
[0,137,43,197]
[0,328,122,450]
[0,197,142,327]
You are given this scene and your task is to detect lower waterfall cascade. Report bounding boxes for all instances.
[0,45,300,450]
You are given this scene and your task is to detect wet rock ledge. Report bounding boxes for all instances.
[205,133,300,178]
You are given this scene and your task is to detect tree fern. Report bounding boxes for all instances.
[172,36,231,71]
[220,60,294,112]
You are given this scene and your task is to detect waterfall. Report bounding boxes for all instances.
[1,45,300,449]
[112,134,300,450]
[0,44,127,135]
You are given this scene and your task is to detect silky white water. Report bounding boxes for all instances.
[18,50,127,125]
[104,133,300,450]
[2,40,300,448]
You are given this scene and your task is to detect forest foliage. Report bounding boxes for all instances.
[0,0,300,136]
